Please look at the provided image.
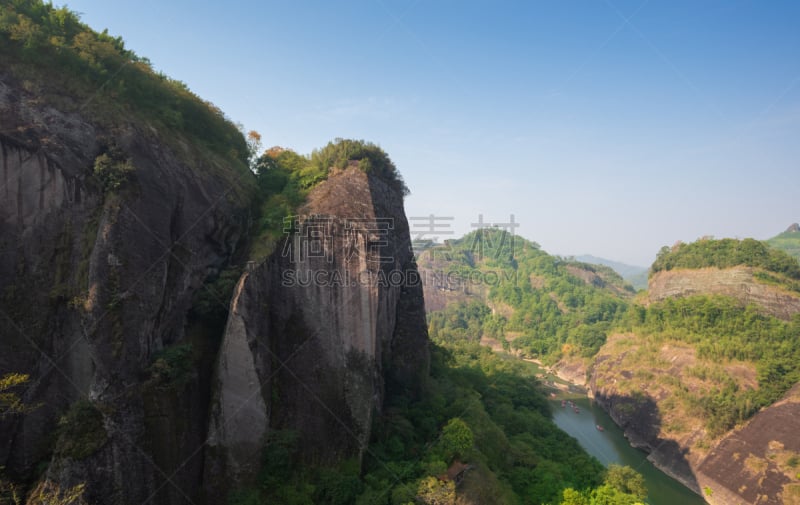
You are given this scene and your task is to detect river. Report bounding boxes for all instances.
[550,396,706,505]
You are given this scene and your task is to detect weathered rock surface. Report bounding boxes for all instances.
[1,72,252,504]
[697,384,800,505]
[648,267,800,320]
[205,167,429,497]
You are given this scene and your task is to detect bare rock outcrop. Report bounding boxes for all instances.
[697,384,800,505]
[205,167,430,496]
[648,267,800,320]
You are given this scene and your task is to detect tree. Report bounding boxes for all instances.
[590,484,642,505]
[415,476,454,505]
[603,465,647,500]
[7,14,44,50]
[246,130,263,170]
[560,488,589,505]
[438,418,474,461]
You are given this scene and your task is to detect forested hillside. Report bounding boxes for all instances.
[422,229,633,363]
[766,224,800,261]
[651,238,800,280]
[0,0,249,168]
[591,238,800,503]
[425,234,800,503]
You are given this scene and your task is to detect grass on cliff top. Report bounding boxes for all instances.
[248,140,407,261]
[0,1,252,187]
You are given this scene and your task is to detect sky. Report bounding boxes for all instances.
[60,0,800,266]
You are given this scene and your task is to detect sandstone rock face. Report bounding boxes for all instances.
[696,385,800,505]
[648,267,800,320]
[1,73,251,504]
[206,167,429,496]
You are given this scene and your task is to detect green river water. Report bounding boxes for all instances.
[550,396,707,505]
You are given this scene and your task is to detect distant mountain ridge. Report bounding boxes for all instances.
[574,254,648,290]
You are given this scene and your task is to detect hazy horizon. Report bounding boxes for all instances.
[62,0,800,266]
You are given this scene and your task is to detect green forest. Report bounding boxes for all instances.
[228,340,647,505]
[766,228,800,261]
[651,238,800,280]
[424,229,632,362]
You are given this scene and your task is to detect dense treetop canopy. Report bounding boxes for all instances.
[651,238,800,280]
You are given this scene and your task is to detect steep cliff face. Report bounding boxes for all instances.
[0,72,253,504]
[205,167,429,495]
[648,267,800,320]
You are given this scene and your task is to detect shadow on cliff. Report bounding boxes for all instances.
[597,391,701,495]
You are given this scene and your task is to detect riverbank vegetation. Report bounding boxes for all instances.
[229,339,646,505]
[621,294,800,436]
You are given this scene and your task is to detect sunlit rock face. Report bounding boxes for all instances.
[205,167,429,496]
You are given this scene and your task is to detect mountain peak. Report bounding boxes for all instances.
[786,223,800,233]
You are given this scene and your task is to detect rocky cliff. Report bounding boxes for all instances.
[0,68,429,504]
[591,263,800,504]
[204,166,429,497]
[648,266,800,320]
[0,63,253,503]
[697,384,800,505]
[0,70,256,504]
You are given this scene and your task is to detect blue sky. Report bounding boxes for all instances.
[62,0,800,266]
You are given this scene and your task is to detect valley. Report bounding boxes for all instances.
[550,396,705,505]
[1,2,800,505]
[420,231,800,504]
